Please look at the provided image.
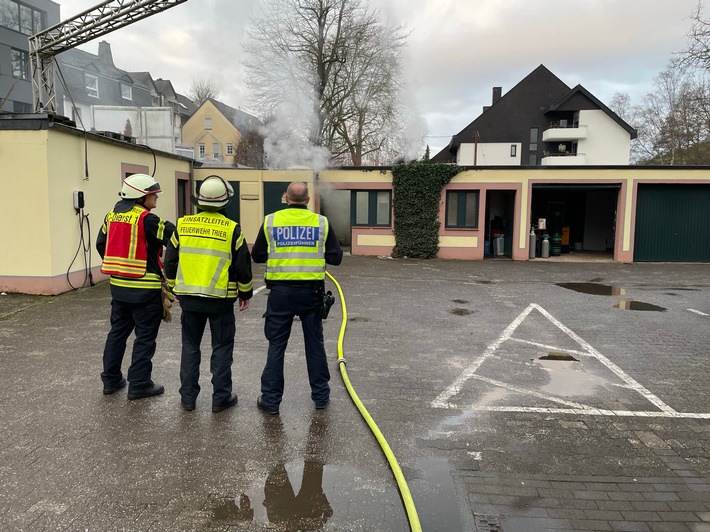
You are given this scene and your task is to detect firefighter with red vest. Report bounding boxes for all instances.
[96,174,176,400]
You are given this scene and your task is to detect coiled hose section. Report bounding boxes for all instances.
[325,271,422,532]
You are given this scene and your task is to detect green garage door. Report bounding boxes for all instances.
[263,182,291,216]
[634,184,710,262]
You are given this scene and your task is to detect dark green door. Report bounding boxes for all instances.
[263,182,291,215]
[195,180,240,223]
[634,184,710,262]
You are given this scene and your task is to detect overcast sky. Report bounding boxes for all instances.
[56,0,702,156]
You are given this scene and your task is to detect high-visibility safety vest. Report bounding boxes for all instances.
[264,208,327,282]
[102,205,150,278]
[101,206,164,290]
[172,212,240,298]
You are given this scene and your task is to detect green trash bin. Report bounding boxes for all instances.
[551,233,562,256]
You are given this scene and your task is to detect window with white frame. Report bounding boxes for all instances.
[86,73,99,98]
[226,143,234,155]
[212,143,220,158]
[120,84,132,100]
[198,143,206,157]
[205,118,212,130]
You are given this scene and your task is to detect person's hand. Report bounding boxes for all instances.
[238,298,250,311]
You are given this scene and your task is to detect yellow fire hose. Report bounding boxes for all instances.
[325,271,422,532]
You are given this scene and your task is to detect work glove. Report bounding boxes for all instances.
[161,282,175,322]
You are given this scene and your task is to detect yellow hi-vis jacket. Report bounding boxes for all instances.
[264,208,327,282]
[171,212,240,298]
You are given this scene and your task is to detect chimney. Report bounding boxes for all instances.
[98,41,114,67]
[492,86,502,104]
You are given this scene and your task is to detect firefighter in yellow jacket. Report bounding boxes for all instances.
[164,175,253,413]
[96,174,175,400]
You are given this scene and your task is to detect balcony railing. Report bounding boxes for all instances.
[541,153,587,166]
[542,124,588,142]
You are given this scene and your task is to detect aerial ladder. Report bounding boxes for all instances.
[29,0,188,114]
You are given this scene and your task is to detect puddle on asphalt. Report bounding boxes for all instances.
[410,457,466,532]
[539,352,578,361]
[208,460,406,529]
[614,300,666,312]
[451,299,469,304]
[535,359,608,396]
[449,308,475,316]
[556,282,626,296]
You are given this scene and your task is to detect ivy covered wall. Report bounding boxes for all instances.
[391,163,460,258]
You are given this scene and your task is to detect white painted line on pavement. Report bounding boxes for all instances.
[431,303,699,418]
[443,405,710,419]
[254,285,267,295]
[507,337,589,357]
[688,308,709,316]
[530,304,676,415]
[431,303,536,408]
[469,374,591,410]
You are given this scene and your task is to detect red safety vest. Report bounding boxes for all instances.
[101,207,150,278]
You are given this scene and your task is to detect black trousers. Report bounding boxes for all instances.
[260,285,330,410]
[101,291,162,389]
[179,307,236,405]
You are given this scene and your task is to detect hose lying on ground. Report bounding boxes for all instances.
[325,270,422,532]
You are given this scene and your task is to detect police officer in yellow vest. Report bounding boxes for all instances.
[164,176,253,413]
[97,174,175,400]
[251,181,343,415]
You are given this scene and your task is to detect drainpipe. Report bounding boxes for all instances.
[473,130,479,166]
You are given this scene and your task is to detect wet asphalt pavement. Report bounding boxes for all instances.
[1,256,710,531]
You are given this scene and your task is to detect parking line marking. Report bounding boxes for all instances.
[688,308,708,316]
[507,338,589,357]
[431,304,535,408]
[531,304,676,414]
[431,303,692,418]
[254,285,267,295]
[454,406,710,419]
[469,374,591,409]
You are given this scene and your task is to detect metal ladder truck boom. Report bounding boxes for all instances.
[29,0,189,114]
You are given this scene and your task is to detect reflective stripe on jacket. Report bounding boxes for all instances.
[101,206,149,278]
[264,208,327,282]
[172,212,239,298]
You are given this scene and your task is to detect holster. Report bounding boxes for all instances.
[321,290,335,319]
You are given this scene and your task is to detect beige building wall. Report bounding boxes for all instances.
[2,122,709,296]
[0,123,191,295]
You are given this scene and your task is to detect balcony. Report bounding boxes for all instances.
[541,152,587,166]
[542,123,588,142]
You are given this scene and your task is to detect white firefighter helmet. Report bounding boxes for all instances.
[197,175,234,208]
[119,174,161,199]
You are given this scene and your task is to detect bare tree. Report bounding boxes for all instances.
[189,78,219,106]
[679,1,710,69]
[243,0,409,166]
[631,64,710,165]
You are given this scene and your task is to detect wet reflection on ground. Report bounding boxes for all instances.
[535,359,608,396]
[557,282,668,311]
[207,414,406,530]
[614,300,666,312]
[556,282,625,296]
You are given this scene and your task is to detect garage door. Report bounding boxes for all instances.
[634,184,710,262]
